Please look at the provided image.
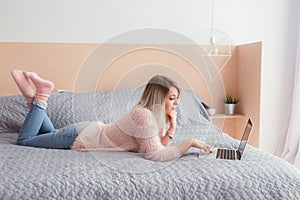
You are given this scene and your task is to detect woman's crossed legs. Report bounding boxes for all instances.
[11,70,86,149]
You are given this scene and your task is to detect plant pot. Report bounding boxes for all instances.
[224,103,236,115]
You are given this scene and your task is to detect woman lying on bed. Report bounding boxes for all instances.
[11,70,210,162]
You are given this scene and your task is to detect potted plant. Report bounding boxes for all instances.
[224,96,239,115]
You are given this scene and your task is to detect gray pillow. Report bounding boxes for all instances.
[0,95,28,133]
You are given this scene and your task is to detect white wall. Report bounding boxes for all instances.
[0,0,299,154]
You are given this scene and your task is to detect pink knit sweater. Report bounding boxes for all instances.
[71,108,181,162]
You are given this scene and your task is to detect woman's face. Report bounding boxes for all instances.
[164,87,179,115]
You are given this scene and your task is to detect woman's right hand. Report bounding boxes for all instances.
[191,139,211,153]
[176,138,211,155]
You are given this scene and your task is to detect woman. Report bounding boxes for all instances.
[11,70,210,162]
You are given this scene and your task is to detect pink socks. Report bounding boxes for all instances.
[23,71,54,102]
[11,70,54,103]
[11,70,35,104]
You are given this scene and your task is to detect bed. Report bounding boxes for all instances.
[0,88,299,200]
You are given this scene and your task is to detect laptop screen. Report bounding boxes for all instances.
[237,119,253,156]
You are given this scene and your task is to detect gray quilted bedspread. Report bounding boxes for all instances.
[0,89,299,199]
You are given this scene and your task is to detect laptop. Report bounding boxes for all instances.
[199,118,253,160]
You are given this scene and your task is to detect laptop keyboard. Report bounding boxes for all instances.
[217,148,236,160]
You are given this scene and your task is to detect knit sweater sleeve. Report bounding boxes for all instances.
[128,108,187,162]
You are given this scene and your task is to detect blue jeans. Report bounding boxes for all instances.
[17,101,89,149]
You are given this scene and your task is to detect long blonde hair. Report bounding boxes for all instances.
[135,75,180,126]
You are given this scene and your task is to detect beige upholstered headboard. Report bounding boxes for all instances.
[0,43,238,110]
